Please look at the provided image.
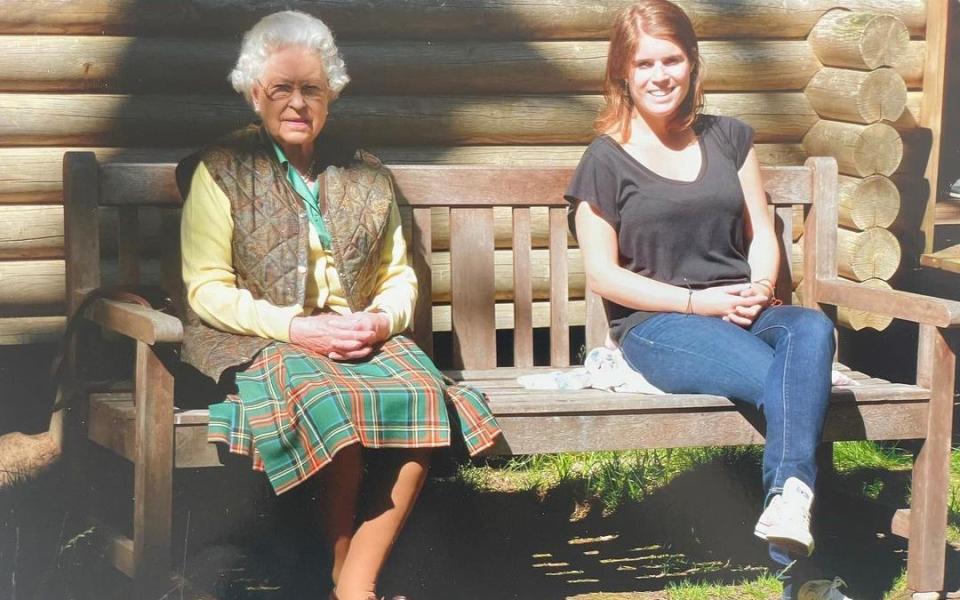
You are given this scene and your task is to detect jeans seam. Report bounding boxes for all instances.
[757,323,792,492]
[627,335,767,398]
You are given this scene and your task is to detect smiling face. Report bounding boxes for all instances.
[626,31,692,125]
[250,45,330,154]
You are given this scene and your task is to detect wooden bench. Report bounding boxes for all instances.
[63,152,959,598]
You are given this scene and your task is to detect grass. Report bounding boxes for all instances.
[460,442,960,599]
[457,446,763,513]
[665,573,781,600]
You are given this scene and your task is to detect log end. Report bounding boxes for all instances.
[859,68,907,123]
[855,122,903,177]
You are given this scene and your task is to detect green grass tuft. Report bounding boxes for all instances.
[457,447,762,512]
[666,573,781,600]
[832,441,912,472]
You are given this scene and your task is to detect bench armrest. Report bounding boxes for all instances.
[84,298,183,344]
[817,278,960,327]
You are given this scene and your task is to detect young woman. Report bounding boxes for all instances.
[565,2,847,598]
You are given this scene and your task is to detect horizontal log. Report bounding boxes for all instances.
[899,41,926,90]
[0,0,926,39]
[837,174,900,230]
[837,226,901,281]
[808,10,910,70]
[805,67,907,124]
[0,246,587,312]
[0,316,65,345]
[0,205,64,259]
[0,260,65,315]
[0,93,817,147]
[793,227,901,284]
[0,38,827,94]
[0,301,583,342]
[0,143,807,204]
[802,120,903,177]
[431,248,584,302]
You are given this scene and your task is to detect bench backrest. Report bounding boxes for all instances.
[63,153,838,371]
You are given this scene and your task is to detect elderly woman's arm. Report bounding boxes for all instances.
[363,201,417,335]
[181,162,303,341]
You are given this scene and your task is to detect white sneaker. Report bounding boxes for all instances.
[753,476,814,556]
[798,577,854,600]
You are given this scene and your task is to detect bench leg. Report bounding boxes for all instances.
[907,328,955,595]
[133,341,175,598]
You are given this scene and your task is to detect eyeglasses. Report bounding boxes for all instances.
[257,80,329,103]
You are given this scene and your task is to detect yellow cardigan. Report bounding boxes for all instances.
[181,162,417,342]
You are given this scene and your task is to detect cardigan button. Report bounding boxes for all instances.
[297,265,307,274]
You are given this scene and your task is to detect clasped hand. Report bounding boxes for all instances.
[691,282,770,327]
[289,312,391,360]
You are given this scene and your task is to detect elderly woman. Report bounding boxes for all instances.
[177,11,501,600]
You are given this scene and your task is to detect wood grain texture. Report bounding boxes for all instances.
[0,38,830,94]
[0,93,817,147]
[0,0,926,38]
[410,207,434,356]
[809,10,910,70]
[805,67,907,124]
[817,277,960,327]
[907,328,956,593]
[0,145,807,204]
[449,207,496,369]
[132,341,174,596]
[62,151,101,316]
[803,120,903,177]
[800,156,839,310]
[835,278,894,331]
[836,226,901,281]
[838,174,900,230]
[512,208,534,368]
[84,298,183,344]
[548,207,569,367]
[918,0,956,254]
[0,316,64,344]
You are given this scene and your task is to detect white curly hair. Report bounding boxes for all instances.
[229,11,350,105]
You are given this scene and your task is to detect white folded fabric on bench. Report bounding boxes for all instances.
[517,347,860,393]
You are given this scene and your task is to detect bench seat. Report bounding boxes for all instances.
[87,365,931,467]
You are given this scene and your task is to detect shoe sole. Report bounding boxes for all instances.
[753,521,770,541]
[765,531,814,557]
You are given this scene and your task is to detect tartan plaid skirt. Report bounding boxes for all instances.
[208,335,502,494]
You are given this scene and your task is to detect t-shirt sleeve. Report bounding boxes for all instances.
[564,144,620,230]
[723,117,755,170]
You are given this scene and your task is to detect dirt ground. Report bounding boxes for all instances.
[3,448,958,600]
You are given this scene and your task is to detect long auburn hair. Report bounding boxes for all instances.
[595,0,705,142]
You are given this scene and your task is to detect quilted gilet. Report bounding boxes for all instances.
[176,126,395,382]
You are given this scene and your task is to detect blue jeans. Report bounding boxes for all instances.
[620,305,835,594]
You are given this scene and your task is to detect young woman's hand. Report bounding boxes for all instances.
[691,283,767,323]
[289,314,382,360]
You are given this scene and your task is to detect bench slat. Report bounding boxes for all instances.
[410,207,434,355]
[117,207,141,285]
[512,207,534,367]
[450,206,497,369]
[93,163,814,208]
[478,382,929,415]
[549,206,569,366]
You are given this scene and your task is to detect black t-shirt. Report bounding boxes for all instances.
[565,115,755,343]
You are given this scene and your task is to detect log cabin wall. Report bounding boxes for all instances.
[0,0,934,343]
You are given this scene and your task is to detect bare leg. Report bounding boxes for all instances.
[318,443,364,587]
[334,448,431,600]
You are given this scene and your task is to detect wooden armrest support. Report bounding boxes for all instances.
[817,278,960,327]
[85,298,183,344]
